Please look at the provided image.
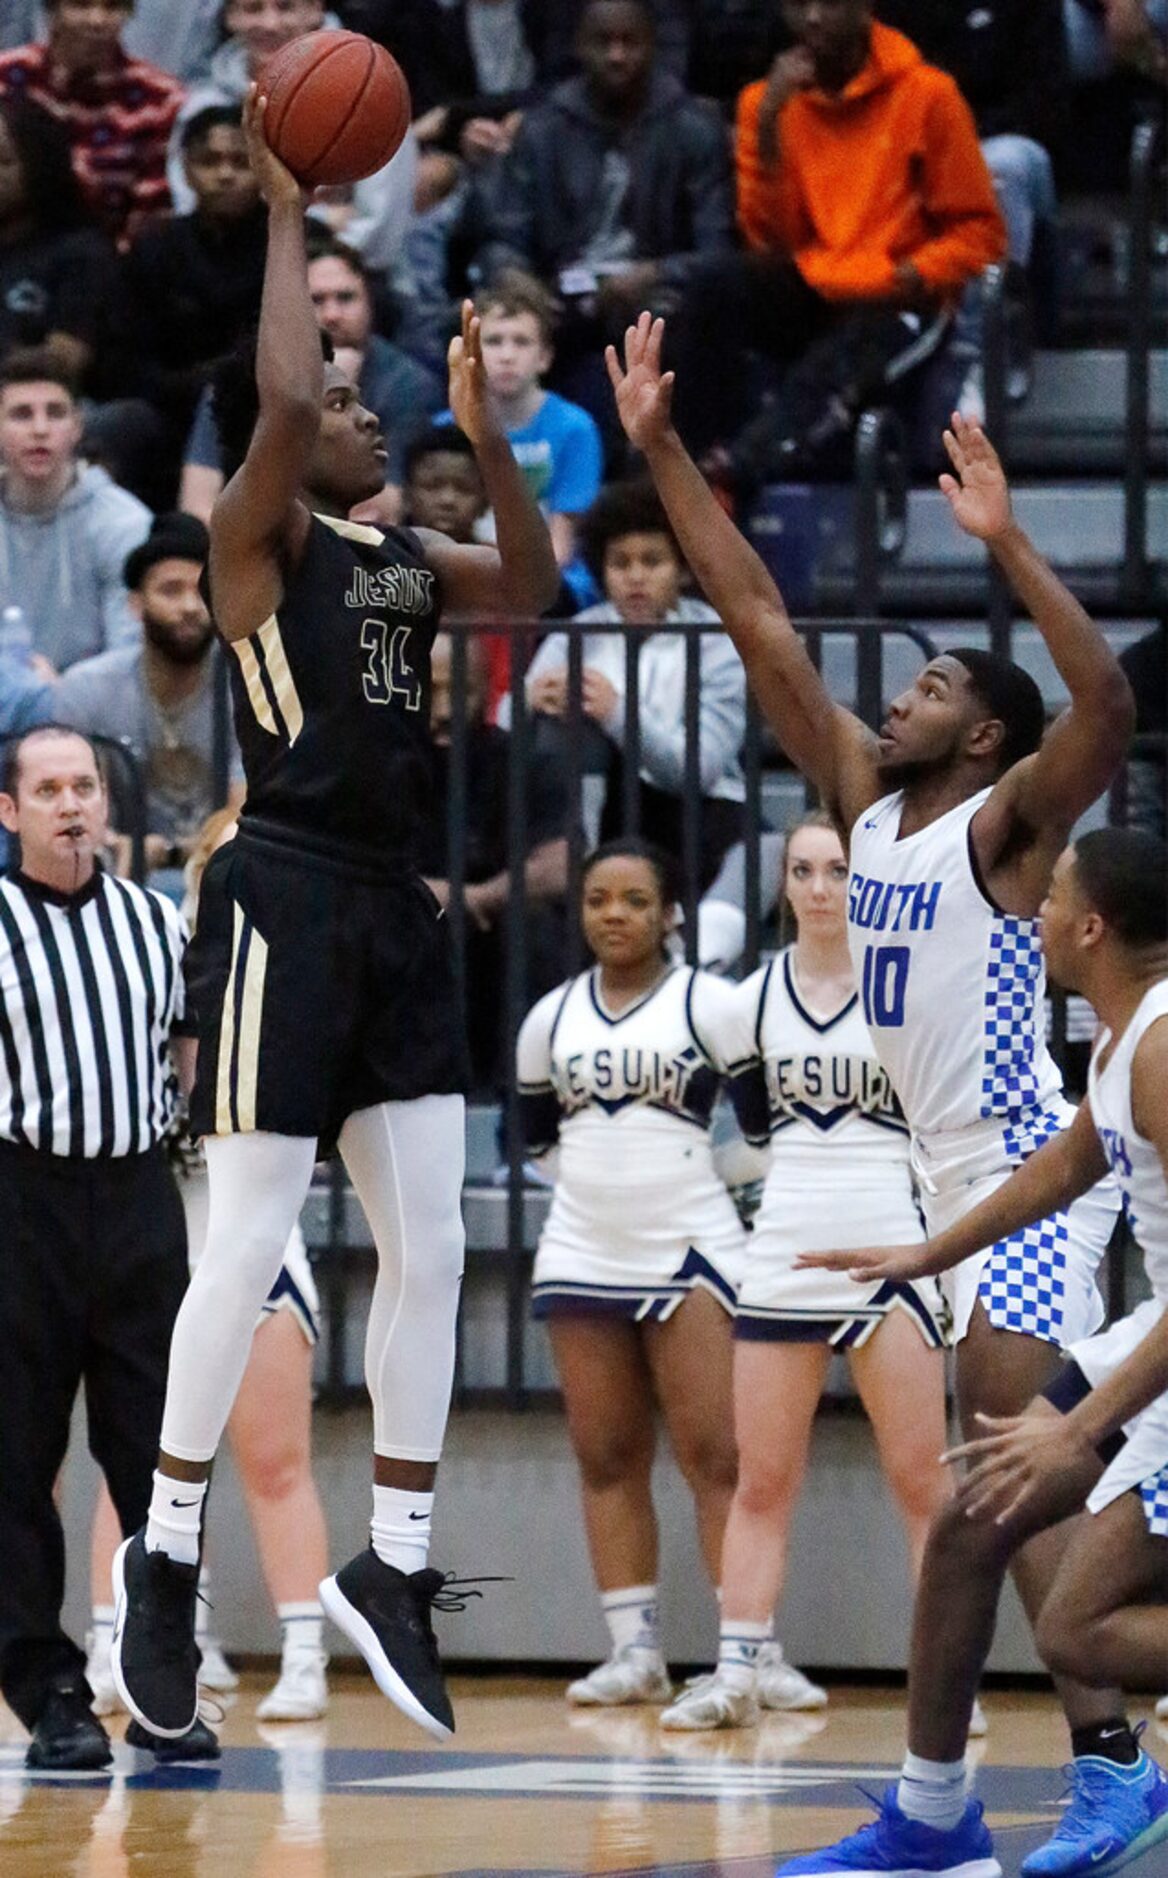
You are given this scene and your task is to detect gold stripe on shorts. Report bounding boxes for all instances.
[233,921,269,1133]
[215,902,245,1133]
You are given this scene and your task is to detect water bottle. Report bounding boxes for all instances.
[0,604,32,668]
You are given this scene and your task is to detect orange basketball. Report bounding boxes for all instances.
[259,30,411,188]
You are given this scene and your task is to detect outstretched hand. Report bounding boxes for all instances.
[242,85,307,211]
[447,299,496,450]
[605,312,676,454]
[794,1241,953,1284]
[939,412,1013,541]
[943,1409,1095,1526]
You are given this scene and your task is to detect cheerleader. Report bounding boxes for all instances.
[661,815,953,1730]
[517,838,747,1706]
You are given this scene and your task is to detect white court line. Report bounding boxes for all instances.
[342,1758,899,1797]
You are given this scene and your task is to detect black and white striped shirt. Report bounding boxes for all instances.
[0,867,187,1158]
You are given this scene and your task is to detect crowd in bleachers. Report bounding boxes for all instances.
[0,0,1162,1040]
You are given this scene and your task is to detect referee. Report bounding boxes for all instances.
[0,725,192,1770]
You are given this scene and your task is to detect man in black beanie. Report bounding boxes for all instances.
[55,512,244,882]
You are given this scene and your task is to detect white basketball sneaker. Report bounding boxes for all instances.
[969,1697,988,1737]
[1157,1694,1168,1721]
[756,1642,827,1711]
[256,1647,329,1722]
[197,1636,239,1693]
[566,1646,672,1707]
[84,1627,124,1718]
[660,1671,759,1731]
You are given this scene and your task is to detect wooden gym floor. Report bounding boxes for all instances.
[2,1673,1164,1878]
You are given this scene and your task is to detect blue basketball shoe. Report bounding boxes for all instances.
[775,1786,1001,1875]
[1020,1747,1168,1876]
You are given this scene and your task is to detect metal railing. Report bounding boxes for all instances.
[314,615,957,1405]
[297,625,1160,1405]
[1123,115,1164,605]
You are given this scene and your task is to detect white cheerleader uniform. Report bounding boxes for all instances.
[180,1156,320,1345]
[847,788,1118,1346]
[517,964,748,1318]
[1065,983,1168,1538]
[732,949,945,1348]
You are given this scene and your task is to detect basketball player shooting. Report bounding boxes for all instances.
[110,87,559,1749]
[607,314,1140,1878]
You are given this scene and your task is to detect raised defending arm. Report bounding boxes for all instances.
[606,314,881,831]
[940,417,1135,880]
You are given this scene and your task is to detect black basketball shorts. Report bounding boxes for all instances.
[186,823,468,1145]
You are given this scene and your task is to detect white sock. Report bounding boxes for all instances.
[278,1601,325,1663]
[717,1619,769,1694]
[144,1471,207,1566]
[897,1750,968,1832]
[601,1585,660,1657]
[371,1485,432,1575]
[89,1604,115,1652]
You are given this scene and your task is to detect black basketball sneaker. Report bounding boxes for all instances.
[125,1717,221,1764]
[320,1551,462,1739]
[110,1529,201,1737]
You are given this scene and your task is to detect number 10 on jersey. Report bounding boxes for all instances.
[862,944,909,1027]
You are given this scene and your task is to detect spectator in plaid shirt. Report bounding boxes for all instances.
[0,1,183,247]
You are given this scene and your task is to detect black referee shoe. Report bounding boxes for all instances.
[25,1678,112,1771]
[110,1529,200,1738]
[125,1717,220,1763]
[320,1551,456,1739]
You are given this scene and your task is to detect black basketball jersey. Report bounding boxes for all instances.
[219,513,441,862]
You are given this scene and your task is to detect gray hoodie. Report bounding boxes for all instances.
[0,464,149,672]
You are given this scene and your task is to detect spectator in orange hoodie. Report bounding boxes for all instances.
[669,0,1005,487]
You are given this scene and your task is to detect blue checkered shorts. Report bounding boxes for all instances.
[1140,1465,1168,1539]
[978,1213,1069,1340]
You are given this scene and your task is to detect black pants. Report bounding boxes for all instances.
[669,252,934,479]
[0,1142,188,1729]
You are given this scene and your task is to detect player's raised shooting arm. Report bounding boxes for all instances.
[419,302,559,619]
[210,90,320,643]
[606,315,880,831]
[939,417,1134,854]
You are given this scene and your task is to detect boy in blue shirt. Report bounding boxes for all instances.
[439,271,602,605]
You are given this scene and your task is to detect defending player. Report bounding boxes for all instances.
[798,829,1168,1878]
[110,88,559,1745]
[606,314,1137,1876]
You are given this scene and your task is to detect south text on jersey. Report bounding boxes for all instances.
[848,874,942,933]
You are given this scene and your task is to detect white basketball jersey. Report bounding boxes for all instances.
[741,949,908,1171]
[1088,982,1168,1304]
[846,787,1062,1140]
[517,964,748,1260]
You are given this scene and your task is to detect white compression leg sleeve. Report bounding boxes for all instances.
[159,1132,319,1463]
[338,1095,466,1461]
